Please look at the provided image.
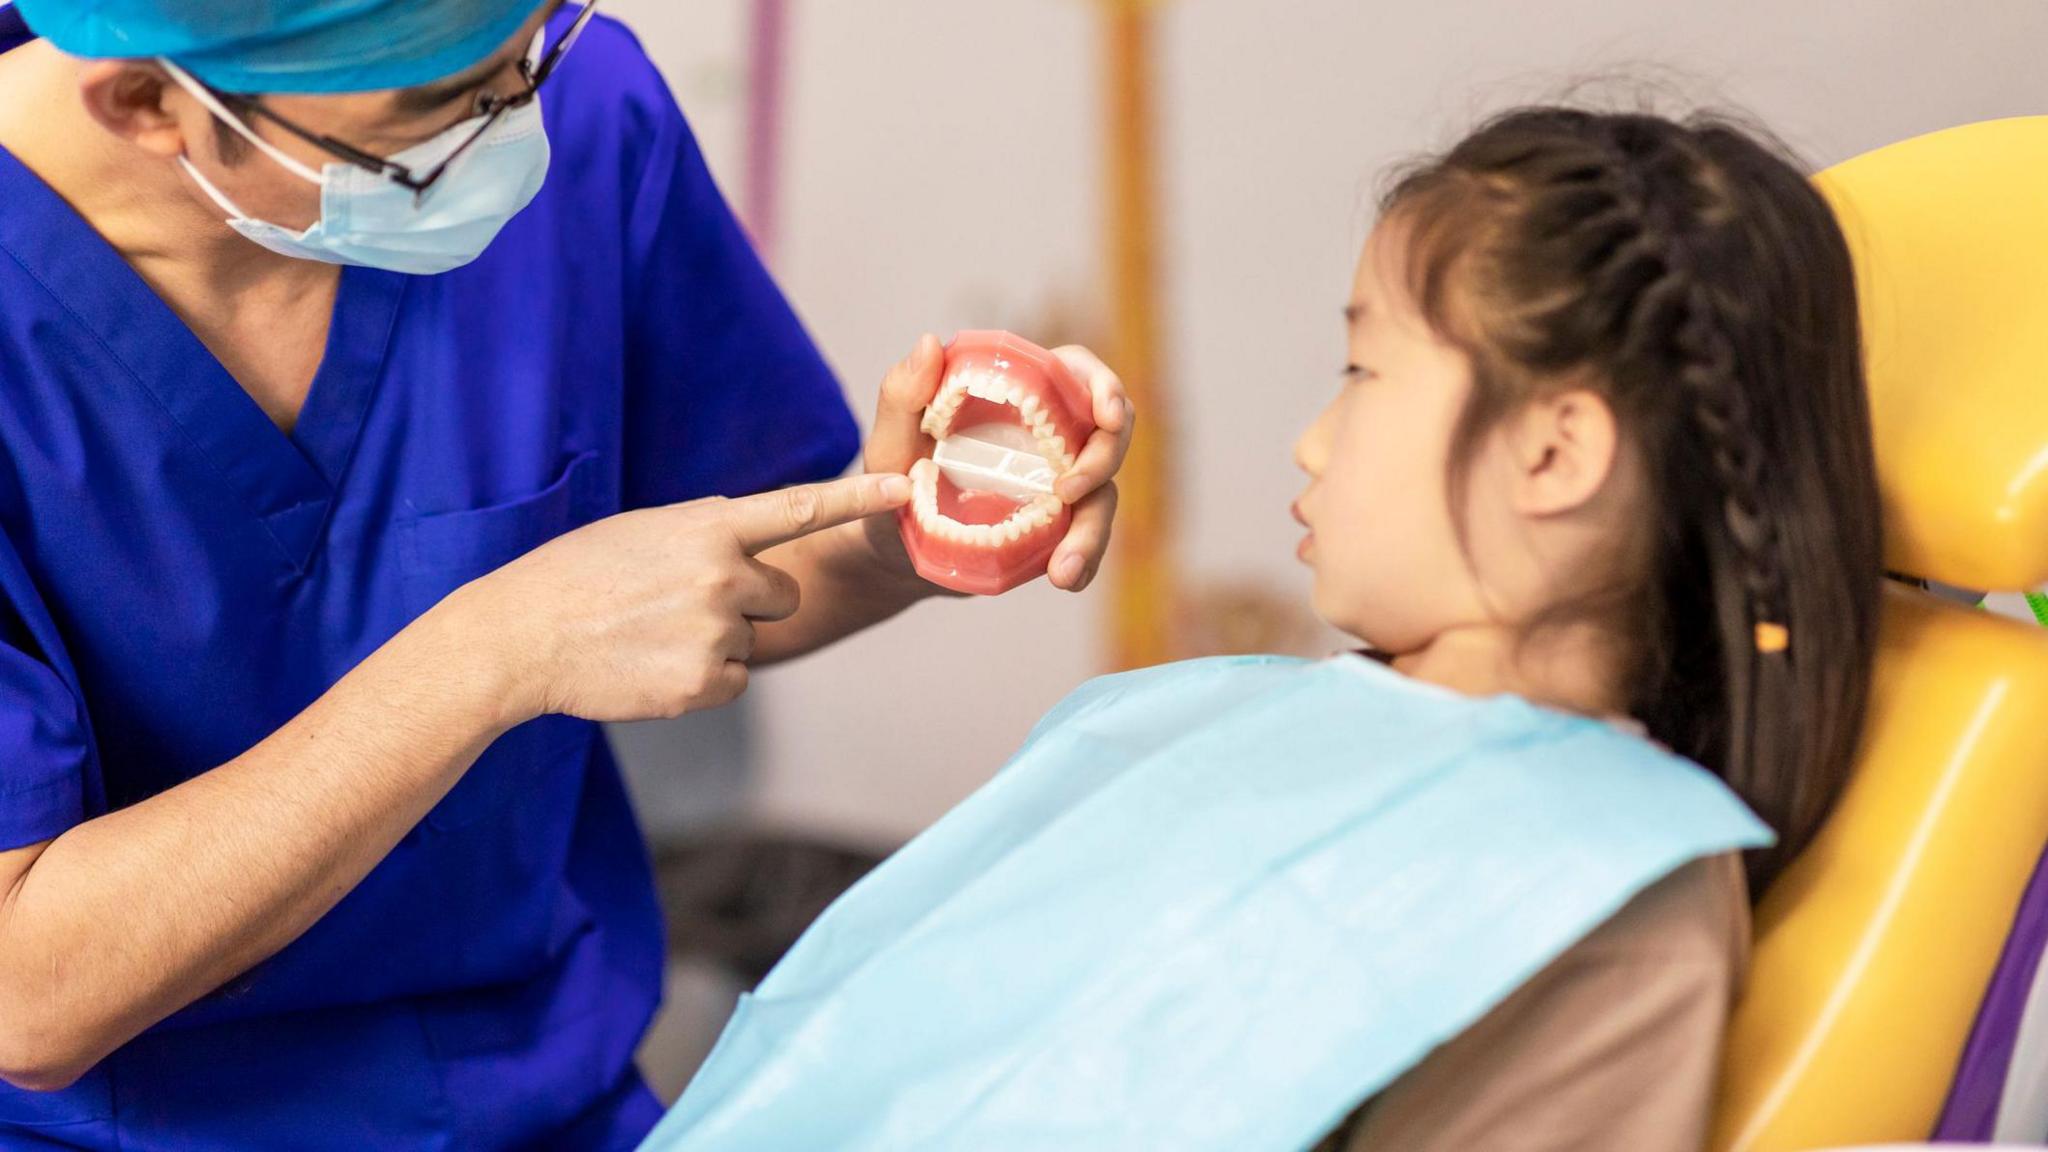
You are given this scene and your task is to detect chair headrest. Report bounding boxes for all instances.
[1815,117,2048,591]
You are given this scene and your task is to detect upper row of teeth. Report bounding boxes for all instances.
[910,458,1061,544]
[922,370,1076,471]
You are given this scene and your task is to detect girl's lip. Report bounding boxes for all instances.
[1290,499,1309,528]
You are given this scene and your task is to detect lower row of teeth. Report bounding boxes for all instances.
[910,459,1061,545]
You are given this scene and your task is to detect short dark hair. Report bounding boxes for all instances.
[210,111,251,166]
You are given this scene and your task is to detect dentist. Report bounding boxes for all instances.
[0,1,1130,1146]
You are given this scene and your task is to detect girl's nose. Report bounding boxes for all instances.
[1295,403,1337,476]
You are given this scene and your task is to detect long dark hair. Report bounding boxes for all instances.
[1381,107,1882,891]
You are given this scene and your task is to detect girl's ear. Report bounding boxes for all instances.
[1504,388,1620,517]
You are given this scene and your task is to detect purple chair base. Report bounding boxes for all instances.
[1934,845,2048,1140]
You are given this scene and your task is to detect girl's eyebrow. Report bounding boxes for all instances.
[1344,303,1367,325]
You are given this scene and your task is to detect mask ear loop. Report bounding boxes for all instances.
[157,58,326,186]
[175,151,258,222]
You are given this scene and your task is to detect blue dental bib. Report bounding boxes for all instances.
[643,655,1771,1151]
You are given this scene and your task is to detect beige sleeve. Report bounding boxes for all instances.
[1328,853,1750,1152]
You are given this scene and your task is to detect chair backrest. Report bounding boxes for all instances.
[1709,117,2048,1151]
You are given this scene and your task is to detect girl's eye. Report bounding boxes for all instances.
[1341,364,1377,384]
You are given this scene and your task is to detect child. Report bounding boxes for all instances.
[1301,104,1882,1149]
[647,106,1883,1152]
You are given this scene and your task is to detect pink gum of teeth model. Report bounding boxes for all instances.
[898,331,1097,596]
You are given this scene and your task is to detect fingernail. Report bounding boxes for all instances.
[880,475,912,502]
[1056,475,1083,503]
[1056,553,1085,586]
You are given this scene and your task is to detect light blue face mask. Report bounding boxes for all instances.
[160,56,551,276]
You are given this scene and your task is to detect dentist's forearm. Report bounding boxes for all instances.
[0,597,523,1091]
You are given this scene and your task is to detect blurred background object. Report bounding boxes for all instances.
[596,0,2048,1100]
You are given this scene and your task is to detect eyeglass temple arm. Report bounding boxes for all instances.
[228,98,410,179]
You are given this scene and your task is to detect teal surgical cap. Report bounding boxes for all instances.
[12,0,548,94]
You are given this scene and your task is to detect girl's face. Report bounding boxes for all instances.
[1294,221,1636,666]
[1293,224,1493,651]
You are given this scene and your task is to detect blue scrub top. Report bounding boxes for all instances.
[0,7,860,1149]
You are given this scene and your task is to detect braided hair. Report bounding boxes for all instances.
[1382,108,1883,891]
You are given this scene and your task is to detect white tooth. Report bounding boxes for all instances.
[922,380,969,438]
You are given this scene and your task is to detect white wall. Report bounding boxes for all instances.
[607,0,2048,847]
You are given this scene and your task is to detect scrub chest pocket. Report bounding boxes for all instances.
[399,450,606,831]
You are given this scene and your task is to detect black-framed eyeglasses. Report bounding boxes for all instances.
[209,0,601,198]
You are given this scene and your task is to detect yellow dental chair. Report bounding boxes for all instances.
[1708,117,2048,1151]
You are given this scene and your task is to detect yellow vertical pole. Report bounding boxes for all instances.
[1100,0,1175,670]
